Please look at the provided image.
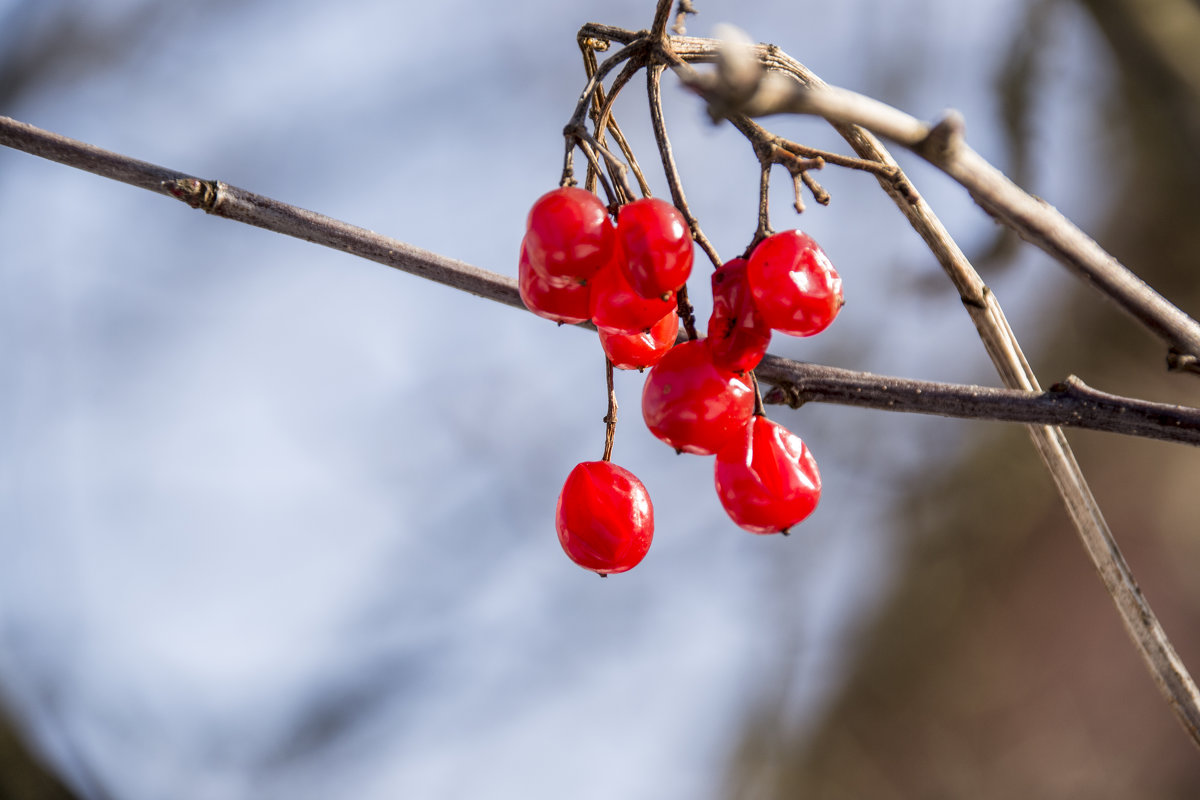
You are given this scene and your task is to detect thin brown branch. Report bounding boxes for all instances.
[650,0,675,40]
[602,356,618,462]
[757,357,1200,446]
[0,116,521,309]
[589,55,653,198]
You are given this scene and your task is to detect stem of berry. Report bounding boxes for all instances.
[676,284,699,341]
[751,372,767,417]
[602,356,618,462]
[754,162,773,251]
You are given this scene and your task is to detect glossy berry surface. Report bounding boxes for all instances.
[519,239,590,324]
[617,197,694,299]
[641,339,754,455]
[589,257,676,334]
[556,461,654,575]
[599,310,679,371]
[525,187,616,287]
[714,416,821,534]
[746,230,843,337]
[707,257,772,372]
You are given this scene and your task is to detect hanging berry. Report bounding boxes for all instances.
[707,257,772,372]
[589,255,677,334]
[525,187,616,286]
[519,241,591,324]
[641,339,755,455]
[599,310,680,370]
[556,461,655,575]
[746,230,843,337]
[714,415,821,534]
[616,197,694,299]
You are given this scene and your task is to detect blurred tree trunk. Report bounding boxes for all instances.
[0,714,79,800]
[725,1,1200,796]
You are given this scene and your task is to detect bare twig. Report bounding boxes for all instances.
[758,356,1200,445]
[586,51,654,198]
[0,116,522,309]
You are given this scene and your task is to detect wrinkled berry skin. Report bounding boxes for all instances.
[746,230,843,337]
[519,239,590,324]
[641,339,754,455]
[707,257,772,372]
[556,461,654,575]
[525,187,615,287]
[714,416,821,534]
[599,310,679,370]
[589,257,677,334]
[617,197,694,298]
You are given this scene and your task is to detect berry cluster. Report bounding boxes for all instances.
[520,187,843,575]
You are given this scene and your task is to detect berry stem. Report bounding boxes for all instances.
[753,162,773,251]
[602,356,618,462]
[751,371,767,417]
[676,283,699,341]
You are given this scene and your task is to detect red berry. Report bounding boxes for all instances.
[525,187,616,287]
[599,310,679,370]
[589,256,677,334]
[707,257,772,372]
[641,339,754,455]
[556,461,654,575]
[714,416,821,534]
[519,239,590,324]
[746,230,843,337]
[616,197,694,298]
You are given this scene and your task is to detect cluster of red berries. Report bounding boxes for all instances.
[519,187,843,576]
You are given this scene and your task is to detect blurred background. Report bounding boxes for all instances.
[2,0,1199,797]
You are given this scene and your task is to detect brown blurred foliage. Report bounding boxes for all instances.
[725,0,1200,796]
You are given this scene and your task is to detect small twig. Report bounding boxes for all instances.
[799,170,830,207]
[755,161,773,243]
[750,372,766,417]
[565,37,646,133]
[672,0,697,36]
[650,0,675,40]
[590,56,654,198]
[675,283,698,341]
[575,138,619,207]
